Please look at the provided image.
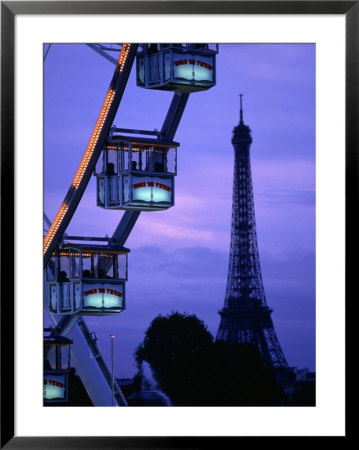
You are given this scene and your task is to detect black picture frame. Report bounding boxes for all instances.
[1,1,354,447]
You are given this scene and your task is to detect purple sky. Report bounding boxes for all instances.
[44,43,315,378]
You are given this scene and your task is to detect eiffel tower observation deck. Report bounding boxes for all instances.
[216,95,289,370]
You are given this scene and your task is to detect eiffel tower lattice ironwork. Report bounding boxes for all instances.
[216,95,289,369]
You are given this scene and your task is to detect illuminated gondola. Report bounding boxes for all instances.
[136,44,218,93]
[46,243,129,315]
[44,330,72,404]
[96,136,178,211]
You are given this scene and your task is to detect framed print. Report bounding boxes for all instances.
[1,1,355,447]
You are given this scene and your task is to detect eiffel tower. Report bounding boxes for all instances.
[216,95,289,369]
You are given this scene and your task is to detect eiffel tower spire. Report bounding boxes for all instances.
[216,96,289,369]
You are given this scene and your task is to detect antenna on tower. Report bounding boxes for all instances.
[239,93,244,123]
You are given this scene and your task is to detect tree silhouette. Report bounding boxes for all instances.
[135,312,213,405]
[135,312,282,406]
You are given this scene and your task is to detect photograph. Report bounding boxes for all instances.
[2,2,352,444]
[43,42,315,408]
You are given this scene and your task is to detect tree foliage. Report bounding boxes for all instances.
[134,312,282,406]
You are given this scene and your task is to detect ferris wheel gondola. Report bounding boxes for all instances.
[43,330,72,404]
[136,44,218,93]
[96,135,179,211]
[46,243,129,316]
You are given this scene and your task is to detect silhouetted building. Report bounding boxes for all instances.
[282,367,316,406]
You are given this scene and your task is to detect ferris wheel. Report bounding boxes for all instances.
[43,43,218,406]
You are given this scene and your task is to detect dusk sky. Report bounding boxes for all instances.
[44,43,315,379]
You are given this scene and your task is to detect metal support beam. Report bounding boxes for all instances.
[44,213,52,229]
[86,44,118,65]
[161,92,190,140]
[64,235,110,242]
[43,43,52,62]
[110,210,141,246]
[112,127,160,137]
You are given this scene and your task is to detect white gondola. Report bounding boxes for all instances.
[44,331,72,404]
[46,243,129,315]
[136,44,218,93]
[96,136,178,211]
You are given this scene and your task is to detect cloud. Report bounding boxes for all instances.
[260,188,315,205]
[253,158,315,191]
